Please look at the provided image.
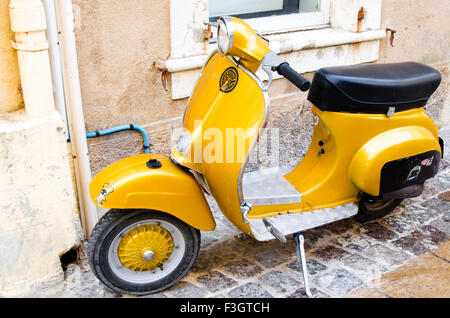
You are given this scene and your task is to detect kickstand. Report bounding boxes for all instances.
[294,232,312,298]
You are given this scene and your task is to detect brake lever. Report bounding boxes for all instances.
[260,51,283,91]
[261,64,273,92]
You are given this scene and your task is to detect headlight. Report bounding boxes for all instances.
[217,16,234,55]
[176,132,191,154]
[96,183,114,205]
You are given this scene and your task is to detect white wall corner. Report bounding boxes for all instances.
[170,0,209,59]
[171,68,203,100]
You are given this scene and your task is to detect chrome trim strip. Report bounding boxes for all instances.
[229,57,271,206]
[249,202,359,241]
[190,169,212,195]
[182,49,219,124]
[172,50,219,175]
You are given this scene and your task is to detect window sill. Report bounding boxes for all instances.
[164,27,387,99]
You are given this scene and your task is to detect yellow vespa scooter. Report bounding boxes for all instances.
[88,16,443,296]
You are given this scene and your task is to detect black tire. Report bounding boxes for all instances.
[354,197,403,223]
[88,209,201,295]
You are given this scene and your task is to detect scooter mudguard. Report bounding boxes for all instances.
[349,126,441,197]
[89,154,216,231]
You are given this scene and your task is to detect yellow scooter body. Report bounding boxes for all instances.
[242,106,441,220]
[169,20,442,235]
[89,50,266,235]
[90,17,442,238]
[89,154,216,231]
[171,51,268,234]
[89,17,270,235]
[349,124,441,196]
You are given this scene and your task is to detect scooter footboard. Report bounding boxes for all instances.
[349,126,441,197]
[89,154,216,231]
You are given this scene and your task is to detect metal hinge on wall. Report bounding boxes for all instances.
[153,59,169,92]
[203,21,218,44]
[386,28,397,47]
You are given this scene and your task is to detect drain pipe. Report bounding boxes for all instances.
[9,0,55,118]
[43,0,69,139]
[55,0,97,238]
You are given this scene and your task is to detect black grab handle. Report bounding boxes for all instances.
[276,62,311,92]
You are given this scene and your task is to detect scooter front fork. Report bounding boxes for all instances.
[294,232,312,298]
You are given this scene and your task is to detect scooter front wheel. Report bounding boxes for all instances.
[88,209,201,295]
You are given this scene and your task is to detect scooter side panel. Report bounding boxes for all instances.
[250,106,440,219]
[89,154,216,231]
[289,107,439,209]
[349,126,441,196]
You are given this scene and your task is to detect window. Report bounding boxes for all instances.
[209,0,320,21]
[209,0,329,33]
[168,0,384,100]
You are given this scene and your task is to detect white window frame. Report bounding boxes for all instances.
[168,0,384,99]
[241,0,331,34]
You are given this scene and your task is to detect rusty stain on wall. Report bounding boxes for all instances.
[357,7,365,33]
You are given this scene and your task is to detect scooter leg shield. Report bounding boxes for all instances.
[89,154,216,231]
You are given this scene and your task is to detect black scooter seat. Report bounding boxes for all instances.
[307,62,441,114]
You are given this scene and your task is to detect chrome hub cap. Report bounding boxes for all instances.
[142,250,155,261]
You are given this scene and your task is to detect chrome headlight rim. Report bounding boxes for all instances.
[217,16,234,56]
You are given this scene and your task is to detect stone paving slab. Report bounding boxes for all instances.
[430,240,450,260]
[367,252,450,298]
[27,130,450,298]
[346,287,387,298]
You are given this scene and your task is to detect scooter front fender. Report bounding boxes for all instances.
[89,154,216,231]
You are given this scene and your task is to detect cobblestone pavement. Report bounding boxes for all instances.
[32,130,450,298]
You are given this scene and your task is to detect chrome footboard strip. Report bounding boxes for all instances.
[248,202,358,241]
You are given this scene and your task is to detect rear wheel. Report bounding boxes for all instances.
[354,197,403,222]
[88,210,200,295]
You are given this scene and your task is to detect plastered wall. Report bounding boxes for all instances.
[72,0,449,174]
[0,0,23,113]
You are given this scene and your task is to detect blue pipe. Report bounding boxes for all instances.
[85,124,150,154]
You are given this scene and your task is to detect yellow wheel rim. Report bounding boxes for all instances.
[117,224,174,271]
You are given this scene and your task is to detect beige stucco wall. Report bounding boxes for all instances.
[0,0,23,113]
[72,0,449,174]
[0,0,83,296]
[379,0,449,130]
[73,0,185,174]
[379,0,450,64]
[0,110,83,296]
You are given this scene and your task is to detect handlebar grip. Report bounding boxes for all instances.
[276,62,311,92]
